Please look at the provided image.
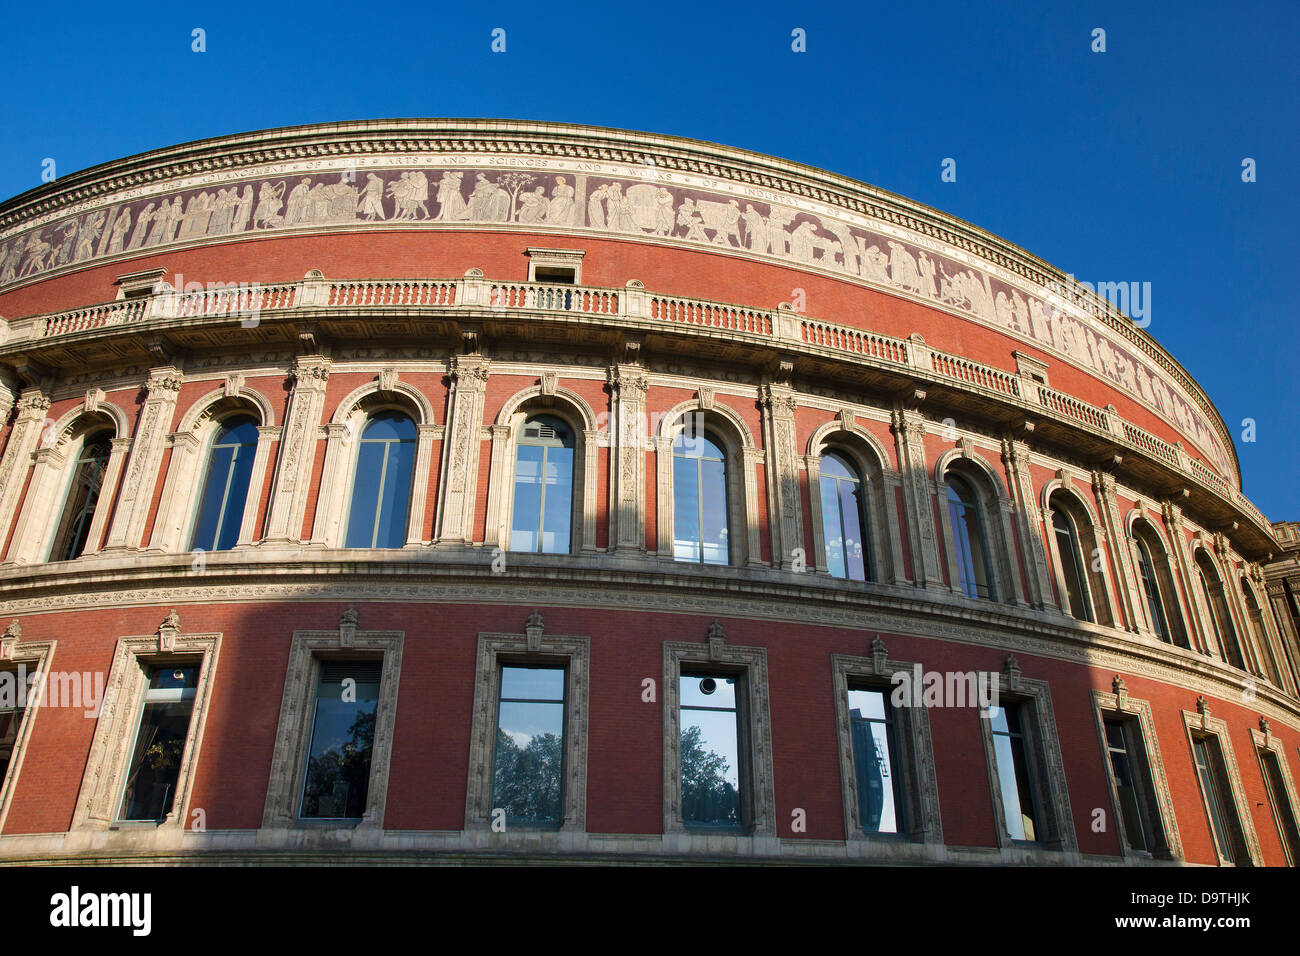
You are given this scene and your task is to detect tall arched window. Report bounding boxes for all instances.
[191,417,258,552]
[1134,536,1171,642]
[1051,502,1094,622]
[819,452,871,581]
[1240,581,1281,685]
[673,429,729,565]
[510,415,575,554]
[48,432,112,561]
[945,473,991,599]
[344,411,416,548]
[1195,552,1245,670]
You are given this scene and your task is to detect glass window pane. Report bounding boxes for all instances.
[679,674,741,827]
[49,434,111,561]
[374,436,414,548]
[820,474,848,578]
[848,688,899,833]
[217,435,257,551]
[300,673,379,819]
[539,446,573,554]
[118,670,196,823]
[699,457,729,565]
[191,444,235,552]
[500,666,565,702]
[493,696,564,826]
[345,441,387,547]
[839,479,868,581]
[510,445,545,552]
[673,456,702,562]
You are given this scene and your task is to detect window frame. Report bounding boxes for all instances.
[943,471,996,601]
[817,450,873,582]
[464,625,589,833]
[341,410,419,550]
[1249,725,1300,866]
[0,629,55,834]
[71,626,220,832]
[46,429,114,563]
[662,634,775,839]
[261,623,403,831]
[506,413,580,556]
[830,650,943,849]
[1180,706,1262,866]
[1090,687,1181,860]
[976,667,1078,856]
[187,415,260,553]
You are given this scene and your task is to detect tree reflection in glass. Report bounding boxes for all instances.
[299,663,379,819]
[679,674,742,828]
[118,664,198,822]
[492,666,565,826]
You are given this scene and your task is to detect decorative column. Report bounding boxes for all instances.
[482,423,513,550]
[654,433,674,559]
[1162,500,1215,658]
[264,356,331,545]
[759,383,804,570]
[308,423,351,546]
[435,354,490,545]
[0,389,51,559]
[7,444,69,564]
[104,367,183,550]
[581,427,600,553]
[1001,435,1053,609]
[1093,469,1142,632]
[147,431,202,551]
[742,446,765,567]
[236,425,280,546]
[608,364,648,553]
[890,405,944,589]
[405,423,439,547]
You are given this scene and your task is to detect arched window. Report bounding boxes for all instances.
[344,411,416,548]
[945,473,992,599]
[1134,536,1171,642]
[1240,581,1281,685]
[819,452,871,581]
[1051,502,1094,622]
[1195,552,1245,670]
[191,417,258,552]
[48,432,112,561]
[673,429,729,565]
[510,415,575,554]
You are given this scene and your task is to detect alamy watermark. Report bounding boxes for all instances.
[0,663,105,717]
[1045,274,1151,328]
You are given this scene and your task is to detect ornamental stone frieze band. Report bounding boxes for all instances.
[0,120,1295,867]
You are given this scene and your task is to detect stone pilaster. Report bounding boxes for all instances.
[759,384,803,570]
[1163,500,1216,658]
[891,407,943,589]
[608,365,648,553]
[236,425,280,546]
[264,356,331,544]
[104,367,183,550]
[0,389,51,559]
[1093,470,1142,632]
[1001,436,1052,609]
[435,355,490,545]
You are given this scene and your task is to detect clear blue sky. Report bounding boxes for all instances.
[3,1,1296,521]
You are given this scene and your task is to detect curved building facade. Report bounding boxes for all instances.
[0,120,1296,864]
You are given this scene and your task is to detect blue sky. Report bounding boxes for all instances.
[2,0,1296,520]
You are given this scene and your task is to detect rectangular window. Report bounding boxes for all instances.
[1259,749,1300,866]
[847,687,904,834]
[1104,717,1159,853]
[990,703,1039,842]
[679,672,743,829]
[1192,735,1247,864]
[492,665,565,827]
[0,669,28,783]
[117,663,199,822]
[299,660,381,820]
